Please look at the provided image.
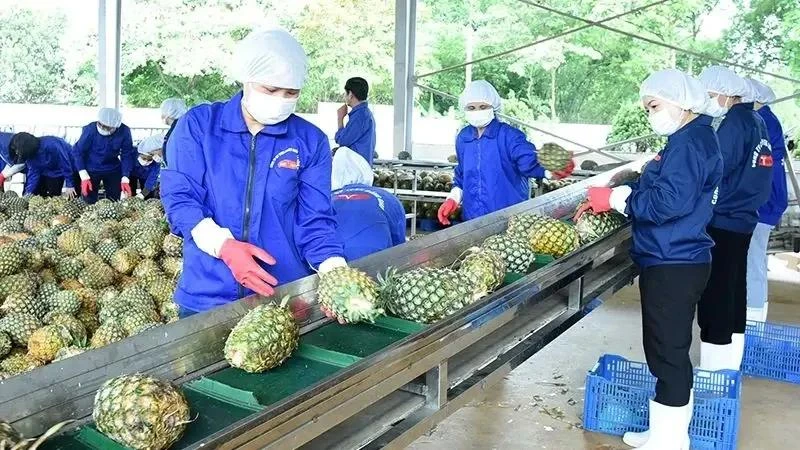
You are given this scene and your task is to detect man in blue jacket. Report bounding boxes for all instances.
[160,98,187,167]
[744,79,788,322]
[0,132,26,190]
[331,147,406,261]
[73,108,136,203]
[161,28,346,317]
[698,66,773,371]
[130,134,163,199]
[8,132,77,197]
[335,77,377,165]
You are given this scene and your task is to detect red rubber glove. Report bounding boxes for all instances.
[573,187,613,221]
[437,198,459,225]
[121,181,132,197]
[0,174,5,192]
[219,239,278,297]
[81,179,93,197]
[551,159,575,180]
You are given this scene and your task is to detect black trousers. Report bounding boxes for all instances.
[698,226,752,344]
[83,168,122,204]
[640,263,710,407]
[33,176,64,197]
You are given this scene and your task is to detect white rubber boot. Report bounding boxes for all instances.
[729,333,745,371]
[633,400,692,449]
[623,390,693,448]
[699,342,729,371]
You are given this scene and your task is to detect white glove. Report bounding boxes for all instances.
[78,170,91,181]
[62,187,77,199]
[446,187,463,205]
[318,257,347,274]
[191,218,234,258]
[609,186,632,216]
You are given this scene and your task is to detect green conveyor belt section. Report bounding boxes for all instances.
[302,321,413,358]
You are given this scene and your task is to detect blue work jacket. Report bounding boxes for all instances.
[334,102,376,165]
[333,183,406,261]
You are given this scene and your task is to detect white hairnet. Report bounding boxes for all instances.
[160,98,187,119]
[137,134,164,155]
[699,65,749,97]
[97,108,122,128]
[640,69,708,113]
[331,147,374,191]
[459,80,502,111]
[232,28,308,90]
[744,78,776,104]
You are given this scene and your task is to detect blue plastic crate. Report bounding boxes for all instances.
[583,354,741,450]
[743,320,800,384]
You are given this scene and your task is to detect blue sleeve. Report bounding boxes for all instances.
[145,164,161,191]
[295,136,345,267]
[334,113,367,147]
[506,128,546,179]
[73,127,92,172]
[24,165,39,195]
[453,136,464,190]
[767,119,786,152]
[626,140,705,225]
[716,120,744,182]
[385,194,407,245]
[120,127,135,178]
[160,113,211,238]
[53,140,75,188]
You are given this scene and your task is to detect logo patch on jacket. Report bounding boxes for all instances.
[335,193,371,201]
[752,139,772,168]
[270,148,300,169]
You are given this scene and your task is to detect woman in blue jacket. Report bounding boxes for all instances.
[73,108,136,203]
[437,80,574,225]
[0,132,26,189]
[698,66,773,371]
[130,134,163,199]
[577,69,722,449]
[744,78,788,322]
[161,29,346,317]
[8,132,77,197]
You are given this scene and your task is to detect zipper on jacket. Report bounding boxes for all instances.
[238,134,258,298]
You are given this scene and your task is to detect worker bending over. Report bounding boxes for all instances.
[130,134,164,199]
[8,132,76,198]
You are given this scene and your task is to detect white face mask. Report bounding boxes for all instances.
[153,155,163,164]
[97,125,113,136]
[138,156,153,166]
[648,106,686,136]
[465,109,494,128]
[243,88,298,125]
[705,95,729,118]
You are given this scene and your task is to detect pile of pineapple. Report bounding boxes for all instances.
[0,192,183,379]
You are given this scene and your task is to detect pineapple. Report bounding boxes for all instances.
[0,272,39,300]
[131,220,168,259]
[54,345,86,361]
[379,267,478,324]
[76,308,101,335]
[90,323,126,348]
[0,313,42,347]
[162,234,183,257]
[27,324,73,362]
[159,256,183,278]
[46,290,82,315]
[224,297,299,372]
[528,220,580,258]
[1,291,46,320]
[537,142,571,172]
[0,331,10,358]
[456,247,506,297]
[506,213,552,239]
[0,350,43,375]
[574,209,625,244]
[317,267,384,323]
[56,229,92,256]
[77,251,116,288]
[0,243,25,277]
[55,257,83,281]
[95,237,121,264]
[120,312,160,336]
[44,313,88,345]
[0,419,73,449]
[111,247,140,275]
[159,301,179,323]
[133,259,162,281]
[143,276,176,305]
[482,234,536,274]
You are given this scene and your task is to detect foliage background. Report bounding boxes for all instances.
[0,0,797,151]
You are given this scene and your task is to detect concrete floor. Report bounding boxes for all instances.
[409,260,800,450]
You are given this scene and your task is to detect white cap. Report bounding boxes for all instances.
[98,108,122,128]
[137,134,164,155]
[744,78,776,104]
[459,80,502,111]
[640,69,708,113]
[160,98,187,119]
[699,65,749,97]
[331,147,374,191]
[232,28,308,89]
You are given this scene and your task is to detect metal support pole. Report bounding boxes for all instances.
[784,155,800,209]
[567,277,583,311]
[97,0,122,109]
[425,361,448,410]
[393,0,417,158]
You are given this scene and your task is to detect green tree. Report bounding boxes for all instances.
[607,102,664,152]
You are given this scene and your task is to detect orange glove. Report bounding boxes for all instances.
[81,179,93,197]
[437,198,459,225]
[219,239,278,297]
[0,174,5,192]
[121,181,132,197]
[551,159,575,180]
[573,187,613,221]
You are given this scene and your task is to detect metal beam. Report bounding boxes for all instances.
[393,0,417,157]
[97,0,122,108]
[514,0,800,85]
[415,0,670,80]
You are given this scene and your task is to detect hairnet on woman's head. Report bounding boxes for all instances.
[160,98,187,119]
[97,108,122,128]
[331,147,374,191]
[640,69,708,113]
[699,65,749,97]
[137,134,164,155]
[232,28,308,90]
[459,80,502,111]
[744,78,776,104]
